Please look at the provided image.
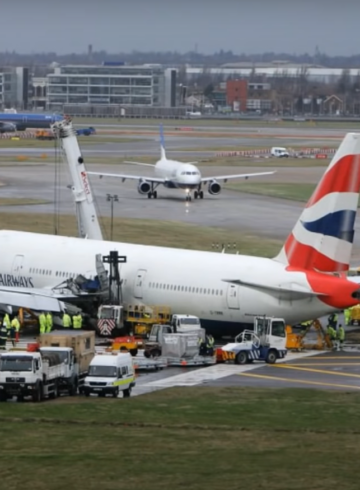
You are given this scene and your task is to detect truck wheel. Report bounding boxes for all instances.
[32,383,42,403]
[130,348,138,357]
[123,388,131,398]
[69,378,78,396]
[0,392,7,402]
[266,350,277,364]
[17,395,24,402]
[49,383,58,400]
[235,351,248,365]
[85,391,90,397]
[113,387,119,398]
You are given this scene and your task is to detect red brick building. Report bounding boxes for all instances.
[226,79,247,111]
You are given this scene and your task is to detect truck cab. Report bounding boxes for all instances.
[270,147,289,158]
[97,304,124,336]
[171,314,201,333]
[83,353,135,398]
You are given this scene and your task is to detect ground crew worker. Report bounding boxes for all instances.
[337,324,345,350]
[46,312,53,333]
[206,334,215,356]
[3,313,10,332]
[344,308,351,326]
[62,311,72,329]
[0,321,7,350]
[328,313,338,329]
[39,311,47,334]
[327,324,336,345]
[11,315,20,343]
[8,316,16,347]
[73,313,82,329]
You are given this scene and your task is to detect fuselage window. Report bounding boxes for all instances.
[216,290,218,295]
[167,285,169,290]
[212,289,214,295]
[181,286,184,292]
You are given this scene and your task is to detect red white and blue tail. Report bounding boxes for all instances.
[275,132,360,272]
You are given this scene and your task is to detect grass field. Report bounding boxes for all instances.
[0,136,148,148]
[0,212,281,256]
[1,387,360,490]
[0,198,49,206]
[73,116,360,129]
[226,182,317,201]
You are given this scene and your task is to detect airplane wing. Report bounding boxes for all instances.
[123,161,156,167]
[0,286,67,312]
[201,171,276,183]
[87,171,166,183]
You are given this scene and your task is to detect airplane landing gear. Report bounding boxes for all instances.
[185,194,192,202]
[147,189,158,199]
[194,190,204,199]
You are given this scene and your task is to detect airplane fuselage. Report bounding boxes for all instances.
[0,230,355,337]
[154,158,201,190]
[0,113,63,131]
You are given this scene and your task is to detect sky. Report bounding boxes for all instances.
[0,0,359,56]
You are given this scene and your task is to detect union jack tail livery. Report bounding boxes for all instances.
[276,132,360,272]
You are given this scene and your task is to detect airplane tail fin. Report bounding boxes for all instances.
[275,132,360,272]
[160,123,166,160]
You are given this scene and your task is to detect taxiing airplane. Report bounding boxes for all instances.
[0,120,359,338]
[0,112,63,132]
[87,125,276,201]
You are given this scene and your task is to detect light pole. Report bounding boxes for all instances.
[107,194,118,241]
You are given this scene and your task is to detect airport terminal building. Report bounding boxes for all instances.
[46,64,177,111]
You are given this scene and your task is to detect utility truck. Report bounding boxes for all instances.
[39,331,95,395]
[221,316,287,364]
[0,350,65,402]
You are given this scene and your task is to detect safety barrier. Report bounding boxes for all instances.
[0,132,36,139]
[216,147,337,158]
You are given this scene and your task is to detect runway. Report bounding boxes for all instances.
[1,124,360,259]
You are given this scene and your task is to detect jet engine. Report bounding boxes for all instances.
[208,180,221,195]
[138,180,151,195]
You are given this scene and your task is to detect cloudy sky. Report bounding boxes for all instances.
[0,0,358,55]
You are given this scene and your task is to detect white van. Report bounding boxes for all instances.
[83,353,135,398]
[271,147,289,158]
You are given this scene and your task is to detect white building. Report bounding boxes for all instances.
[46,64,177,110]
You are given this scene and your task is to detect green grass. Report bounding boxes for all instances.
[73,116,360,129]
[1,387,360,490]
[0,213,281,256]
[0,198,49,206]
[0,136,148,148]
[226,182,317,201]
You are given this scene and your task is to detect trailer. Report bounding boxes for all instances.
[39,331,96,394]
[221,316,287,364]
[0,350,66,402]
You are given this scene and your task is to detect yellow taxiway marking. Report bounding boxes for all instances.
[288,363,360,366]
[294,356,360,360]
[238,372,360,390]
[274,364,360,379]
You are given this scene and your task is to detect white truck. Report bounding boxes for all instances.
[270,147,289,158]
[221,316,287,364]
[0,350,66,402]
[83,352,136,398]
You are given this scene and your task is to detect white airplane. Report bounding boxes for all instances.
[87,125,276,201]
[0,120,359,338]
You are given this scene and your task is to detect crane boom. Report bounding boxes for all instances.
[51,118,103,240]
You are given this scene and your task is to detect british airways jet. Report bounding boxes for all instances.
[0,112,63,132]
[87,125,276,201]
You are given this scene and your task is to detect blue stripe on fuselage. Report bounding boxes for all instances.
[301,209,356,243]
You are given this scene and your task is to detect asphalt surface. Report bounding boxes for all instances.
[207,350,360,391]
[1,125,360,259]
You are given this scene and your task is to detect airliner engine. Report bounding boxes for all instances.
[138,180,151,194]
[208,180,221,195]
